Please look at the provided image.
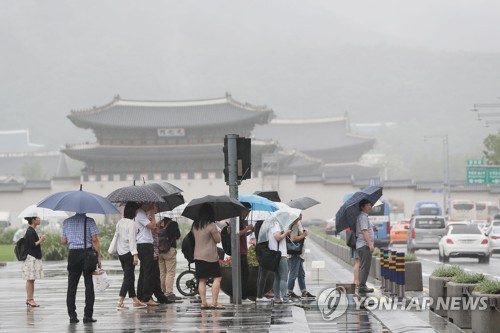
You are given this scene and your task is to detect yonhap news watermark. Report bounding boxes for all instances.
[317,285,490,321]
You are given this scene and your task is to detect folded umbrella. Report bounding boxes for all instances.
[182,195,247,221]
[37,185,120,215]
[287,197,320,210]
[335,186,383,234]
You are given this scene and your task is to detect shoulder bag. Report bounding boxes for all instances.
[83,217,99,272]
[286,225,304,255]
[256,240,281,272]
[107,221,119,255]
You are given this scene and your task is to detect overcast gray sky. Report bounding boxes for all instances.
[1,0,499,180]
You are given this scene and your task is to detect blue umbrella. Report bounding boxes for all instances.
[37,185,120,215]
[238,194,279,212]
[335,186,383,234]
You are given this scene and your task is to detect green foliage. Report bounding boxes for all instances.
[0,228,16,245]
[431,265,464,277]
[474,279,500,294]
[219,245,259,268]
[42,232,68,261]
[483,133,500,165]
[451,272,485,284]
[372,248,380,256]
[404,253,418,262]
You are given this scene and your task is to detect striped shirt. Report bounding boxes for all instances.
[61,214,99,250]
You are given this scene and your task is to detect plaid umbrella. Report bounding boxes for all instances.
[335,186,383,234]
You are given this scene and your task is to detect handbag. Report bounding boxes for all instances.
[346,229,357,250]
[83,217,98,272]
[108,228,118,255]
[256,241,281,272]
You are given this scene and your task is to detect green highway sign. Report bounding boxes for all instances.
[466,167,500,184]
[467,159,485,166]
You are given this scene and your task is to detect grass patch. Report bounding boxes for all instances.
[474,279,500,294]
[0,244,16,261]
[451,272,485,284]
[405,253,418,262]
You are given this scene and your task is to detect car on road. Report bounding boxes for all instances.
[325,221,336,235]
[438,224,490,263]
[484,220,500,236]
[390,222,409,245]
[407,216,446,253]
[488,226,500,254]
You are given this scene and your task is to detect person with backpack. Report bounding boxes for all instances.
[192,206,223,310]
[158,217,181,301]
[22,212,46,308]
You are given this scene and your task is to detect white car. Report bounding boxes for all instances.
[485,220,500,236]
[488,227,500,254]
[438,224,490,263]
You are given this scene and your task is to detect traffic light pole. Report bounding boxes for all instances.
[226,134,242,304]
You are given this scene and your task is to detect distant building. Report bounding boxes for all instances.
[62,94,379,181]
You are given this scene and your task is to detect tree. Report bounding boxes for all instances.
[483,134,500,165]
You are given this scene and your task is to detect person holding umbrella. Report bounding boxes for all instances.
[60,212,102,323]
[356,199,375,293]
[22,212,46,308]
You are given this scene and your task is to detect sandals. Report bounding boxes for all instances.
[116,302,129,310]
[200,304,213,310]
[211,304,225,310]
[133,302,147,309]
[26,299,40,308]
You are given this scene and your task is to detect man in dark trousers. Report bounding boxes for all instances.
[61,213,101,324]
[356,199,374,293]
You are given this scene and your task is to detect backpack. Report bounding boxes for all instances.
[220,223,232,256]
[15,237,27,261]
[158,220,172,253]
[181,231,195,263]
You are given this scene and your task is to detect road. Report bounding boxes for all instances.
[388,244,500,289]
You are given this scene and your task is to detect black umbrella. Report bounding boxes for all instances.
[287,197,320,210]
[107,185,164,203]
[335,186,383,234]
[253,191,281,202]
[182,195,247,221]
[144,182,184,212]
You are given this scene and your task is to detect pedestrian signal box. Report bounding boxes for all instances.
[223,137,251,183]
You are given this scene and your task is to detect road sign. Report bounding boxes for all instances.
[467,159,485,166]
[466,167,500,184]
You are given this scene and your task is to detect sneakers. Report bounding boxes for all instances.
[255,297,272,302]
[273,298,283,304]
[166,293,182,301]
[288,291,301,299]
[358,287,374,293]
[301,291,316,298]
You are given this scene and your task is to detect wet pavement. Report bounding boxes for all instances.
[0,238,467,332]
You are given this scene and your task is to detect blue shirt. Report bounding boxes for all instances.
[356,212,374,249]
[61,214,99,249]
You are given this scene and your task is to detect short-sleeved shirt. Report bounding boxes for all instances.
[61,214,99,249]
[25,226,42,259]
[135,209,153,244]
[268,223,287,257]
[193,223,221,262]
[356,212,374,249]
[289,221,305,259]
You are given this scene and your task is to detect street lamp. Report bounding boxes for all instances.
[423,134,450,216]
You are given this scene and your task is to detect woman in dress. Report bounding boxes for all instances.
[192,204,223,310]
[116,202,147,309]
[23,212,46,308]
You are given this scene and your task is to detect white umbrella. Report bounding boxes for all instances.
[18,204,69,220]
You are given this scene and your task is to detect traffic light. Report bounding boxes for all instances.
[223,136,252,183]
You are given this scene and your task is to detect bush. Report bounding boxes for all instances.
[404,253,418,262]
[451,272,485,284]
[474,279,500,294]
[0,228,16,245]
[219,244,259,268]
[42,232,68,261]
[431,265,464,277]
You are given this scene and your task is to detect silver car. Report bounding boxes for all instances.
[407,216,446,253]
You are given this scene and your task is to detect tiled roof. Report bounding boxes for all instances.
[0,152,67,179]
[252,117,375,163]
[323,163,380,180]
[68,94,274,129]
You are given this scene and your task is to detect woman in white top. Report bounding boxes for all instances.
[116,202,146,309]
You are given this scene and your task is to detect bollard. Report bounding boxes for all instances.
[396,252,405,300]
[380,248,385,291]
[383,249,390,292]
[390,251,397,295]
